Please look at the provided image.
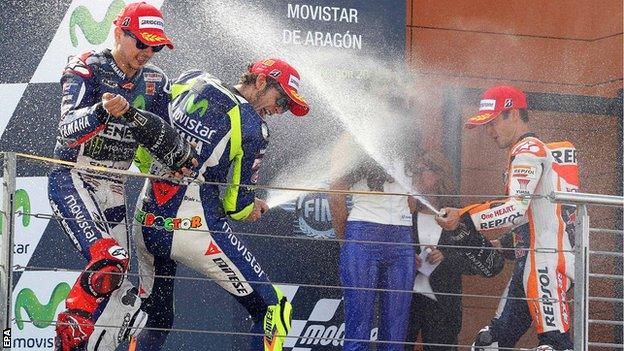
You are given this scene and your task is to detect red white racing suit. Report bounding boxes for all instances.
[463,134,576,348]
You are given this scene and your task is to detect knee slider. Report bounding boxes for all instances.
[263,287,292,351]
[81,238,129,297]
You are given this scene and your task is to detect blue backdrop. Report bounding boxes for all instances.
[0,1,405,349]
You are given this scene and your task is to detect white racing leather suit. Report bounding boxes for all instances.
[464,134,577,350]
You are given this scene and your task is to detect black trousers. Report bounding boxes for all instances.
[405,293,461,351]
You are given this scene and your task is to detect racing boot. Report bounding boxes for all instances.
[536,331,573,350]
[471,326,499,351]
[87,281,147,350]
[55,238,129,351]
[262,287,292,351]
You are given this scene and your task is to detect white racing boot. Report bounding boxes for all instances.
[87,280,147,350]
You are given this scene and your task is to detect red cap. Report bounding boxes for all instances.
[113,2,173,49]
[249,59,310,117]
[465,86,527,128]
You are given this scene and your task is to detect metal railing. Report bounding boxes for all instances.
[0,153,15,331]
[550,191,623,351]
[1,152,622,350]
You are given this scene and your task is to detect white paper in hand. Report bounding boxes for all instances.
[417,248,440,277]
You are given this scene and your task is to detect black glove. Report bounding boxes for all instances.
[121,107,197,172]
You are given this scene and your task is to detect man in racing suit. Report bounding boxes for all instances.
[48,3,180,350]
[436,86,575,350]
[131,59,310,351]
[470,141,579,350]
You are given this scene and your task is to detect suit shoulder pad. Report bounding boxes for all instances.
[511,137,546,157]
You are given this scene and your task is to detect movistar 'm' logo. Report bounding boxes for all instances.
[14,283,71,329]
[185,93,208,117]
[69,0,125,47]
[0,189,31,235]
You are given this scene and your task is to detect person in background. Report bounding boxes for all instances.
[47,3,177,350]
[406,150,503,351]
[329,135,415,351]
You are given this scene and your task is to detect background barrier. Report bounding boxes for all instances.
[1,153,622,350]
[0,1,622,350]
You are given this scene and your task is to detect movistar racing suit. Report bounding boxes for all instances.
[460,134,577,350]
[132,70,291,351]
[48,49,170,350]
[472,140,579,350]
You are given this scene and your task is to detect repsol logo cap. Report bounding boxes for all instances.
[114,2,174,49]
[465,85,527,128]
[249,59,310,117]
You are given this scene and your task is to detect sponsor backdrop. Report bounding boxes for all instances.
[0,1,404,350]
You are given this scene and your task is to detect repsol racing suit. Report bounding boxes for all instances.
[459,134,577,350]
[472,141,579,350]
[48,49,170,350]
[132,70,291,351]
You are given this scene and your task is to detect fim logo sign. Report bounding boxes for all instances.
[3,328,10,348]
[280,192,339,238]
[285,296,378,350]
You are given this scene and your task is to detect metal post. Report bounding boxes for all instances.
[573,204,590,351]
[0,152,16,330]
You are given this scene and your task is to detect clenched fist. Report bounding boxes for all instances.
[102,92,130,117]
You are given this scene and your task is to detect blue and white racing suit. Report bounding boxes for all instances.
[48,49,170,348]
[133,70,290,351]
[49,49,170,257]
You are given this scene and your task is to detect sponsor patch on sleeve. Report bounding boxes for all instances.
[511,165,537,179]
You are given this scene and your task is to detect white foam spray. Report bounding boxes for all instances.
[199,1,440,214]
